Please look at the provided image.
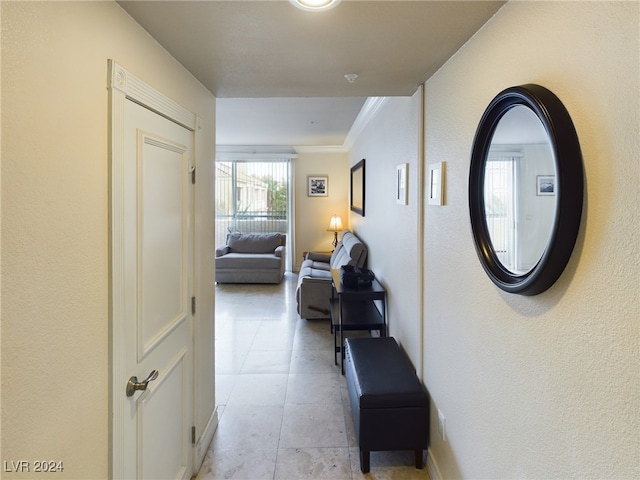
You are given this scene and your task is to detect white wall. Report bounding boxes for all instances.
[294,150,349,269]
[423,1,639,478]
[1,2,216,477]
[348,90,423,368]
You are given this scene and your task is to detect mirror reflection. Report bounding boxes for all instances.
[484,105,556,274]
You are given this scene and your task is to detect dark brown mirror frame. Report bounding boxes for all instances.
[469,84,584,295]
[350,159,365,216]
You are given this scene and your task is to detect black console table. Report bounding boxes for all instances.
[330,268,387,374]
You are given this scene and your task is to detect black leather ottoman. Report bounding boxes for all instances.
[344,337,429,473]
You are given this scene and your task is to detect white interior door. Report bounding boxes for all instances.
[110,61,196,480]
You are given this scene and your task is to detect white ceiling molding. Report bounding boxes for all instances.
[217,97,388,155]
[294,145,351,154]
[343,97,388,151]
[270,97,389,154]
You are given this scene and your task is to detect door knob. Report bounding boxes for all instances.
[126,370,159,397]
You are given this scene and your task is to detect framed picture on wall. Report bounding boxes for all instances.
[396,163,408,205]
[350,159,365,216]
[428,162,445,205]
[308,176,328,196]
[537,175,555,196]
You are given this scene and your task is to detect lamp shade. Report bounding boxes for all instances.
[327,215,343,232]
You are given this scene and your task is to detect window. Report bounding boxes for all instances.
[484,156,518,270]
[215,159,293,268]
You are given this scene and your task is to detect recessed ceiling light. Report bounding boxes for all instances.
[344,73,358,83]
[289,0,342,12]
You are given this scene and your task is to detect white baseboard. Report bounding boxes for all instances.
[426,447,443,480]
[193,407,220,471]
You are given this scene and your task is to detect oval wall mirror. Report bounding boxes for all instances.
[469,84,584,295]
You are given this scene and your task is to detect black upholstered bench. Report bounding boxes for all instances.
[344,336,429,474]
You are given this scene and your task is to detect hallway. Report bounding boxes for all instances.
[196,273,430,479]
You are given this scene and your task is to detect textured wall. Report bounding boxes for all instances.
[1,2,216,477]
[349,90,423,368]
[294,151,350,269]
[423,1,639,478]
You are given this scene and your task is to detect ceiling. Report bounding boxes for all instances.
[118,0,505,147]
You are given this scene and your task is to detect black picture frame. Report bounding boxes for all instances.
[350,159,365,216]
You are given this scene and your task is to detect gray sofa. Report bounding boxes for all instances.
[215,232,286,284]
[296,230,367,319]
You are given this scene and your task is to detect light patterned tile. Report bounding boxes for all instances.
[211,404,283,451]
[292,319,334,351]
[289,349,338,374]
[279,402,348,449]
[214,374,238,407]
[195,449,277,480]
[226,373,288,406]
[274,447,352,480]
[286,373,342,405]
[250,330,296,352]
[214,349,248,375]
[240,350,292,374]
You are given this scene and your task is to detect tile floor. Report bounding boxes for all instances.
[195,273,430,480]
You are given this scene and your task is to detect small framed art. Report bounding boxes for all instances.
[537,175,555,196]
[396,163,408,205]
[308,176,328,196]
[428,162,445,205]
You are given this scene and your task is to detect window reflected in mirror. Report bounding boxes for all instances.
[483,105,556,275]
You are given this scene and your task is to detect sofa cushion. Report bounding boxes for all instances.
[301,258,331,272]
[329,241,345,265]
[340,232,366,267]
[299,263,333,280]
[216,253,282,269]
[227,233,283,253]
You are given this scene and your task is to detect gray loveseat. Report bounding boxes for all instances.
[296,230,367,319]
[215,232,286,284]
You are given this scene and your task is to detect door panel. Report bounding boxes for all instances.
[138,132,189,358]
[139,348,189,479]
[115,96,193,479]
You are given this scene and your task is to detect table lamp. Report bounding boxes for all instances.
[327,214,343,249]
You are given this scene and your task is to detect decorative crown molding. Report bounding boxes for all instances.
[343,97,388,150]
[214,97,388,154]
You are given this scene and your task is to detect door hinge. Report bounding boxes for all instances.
[192,426,196,445]
[190,166,196,184]
[191,296,196,315]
